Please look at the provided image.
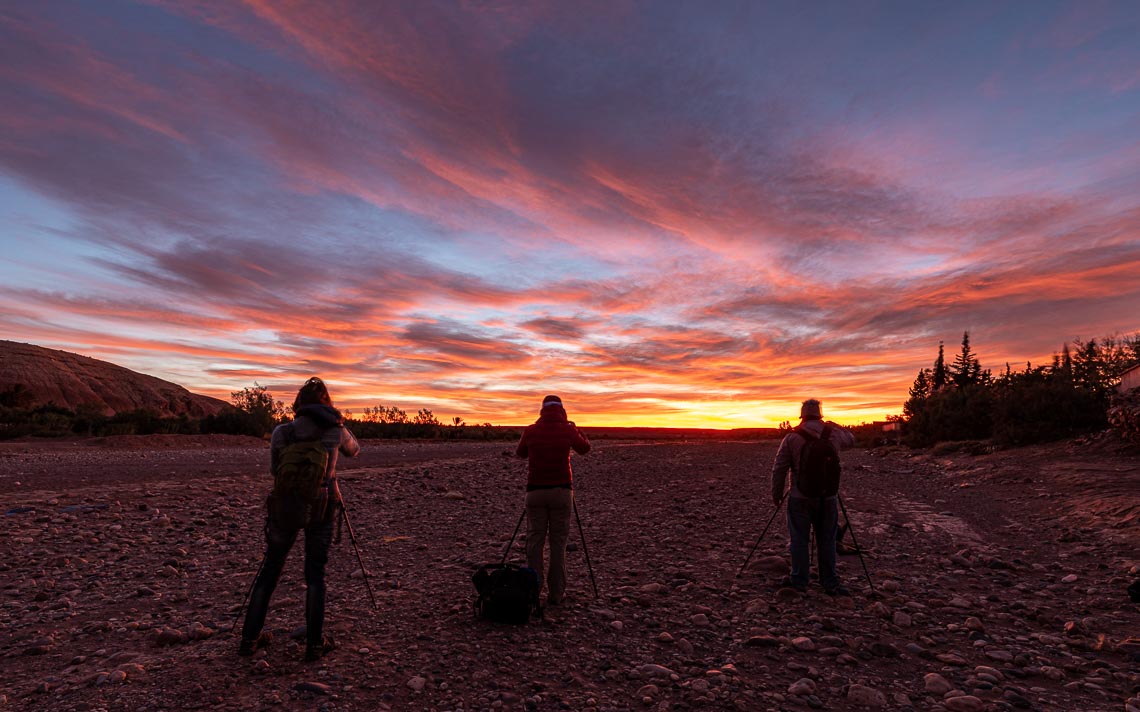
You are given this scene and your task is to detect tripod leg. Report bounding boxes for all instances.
[573,497,599,599]
[232,555,266,633]
[340,505,378,610]
[736,491,788,578]
[837,495,874,595]
[501,507,527,565]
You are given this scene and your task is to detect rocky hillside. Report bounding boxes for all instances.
[0,341,227,418]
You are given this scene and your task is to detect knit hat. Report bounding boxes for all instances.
[542,394,563,408]
[800,399,822,420]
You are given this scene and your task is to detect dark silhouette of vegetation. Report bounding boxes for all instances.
[200,383,287,437]
[346,403,515,440]
[0,387,516,441]
[903,331,1140,447]
[0,401,200,439]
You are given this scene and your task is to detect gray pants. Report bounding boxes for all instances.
[525,488,573,602]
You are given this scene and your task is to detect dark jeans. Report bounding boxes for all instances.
[241,508,336,647]
[786,496,839,589]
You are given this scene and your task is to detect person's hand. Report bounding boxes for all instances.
[772,494,781,507]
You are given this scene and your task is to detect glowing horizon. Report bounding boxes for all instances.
[2,2,1138,429]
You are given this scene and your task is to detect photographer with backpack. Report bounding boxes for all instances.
[516,395,591,607]
[771,399,855,595]
[238,377,360,662]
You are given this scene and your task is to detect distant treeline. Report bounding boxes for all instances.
[0,384,519,441]
[902,331,1140,447]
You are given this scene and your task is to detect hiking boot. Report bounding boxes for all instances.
[303,635,335,662]
[778,576,807,593]
[824,584,851,597]
[238,631,272,657]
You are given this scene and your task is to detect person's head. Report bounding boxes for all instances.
[800,398,822,421]
[293,377,332,413]
[539,394,568,421]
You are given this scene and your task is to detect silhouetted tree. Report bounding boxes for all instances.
[932,342,948,391]
[950,331,983,387]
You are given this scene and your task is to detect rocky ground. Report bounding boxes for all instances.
[1,434,1138,711]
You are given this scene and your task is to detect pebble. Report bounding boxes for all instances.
[295,681,331,695]
[407,676,426,691]
[846,683,887,707]
[924,672,952,695]
[791,637,815,651]
[944,694,984,711]
[636,684,659,698]
[788,678,816,696]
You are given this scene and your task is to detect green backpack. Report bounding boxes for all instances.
[269,439,329,529]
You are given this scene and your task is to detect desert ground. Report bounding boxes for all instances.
[1,435,1138,712]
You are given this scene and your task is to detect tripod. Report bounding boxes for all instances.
[340,501,379,609]
[838,494,874,595]
[736,491,788,578]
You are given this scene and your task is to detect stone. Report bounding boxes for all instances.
[846,684,887,707]
[295,681,331,695]
[153,628,186,646]
[636,684,659,698]
[407,676,427,691]
[638,664,676,678]
[792,637,815,651]
[924,673,952,696]
[944,695,984,711]
[788,678,816,696]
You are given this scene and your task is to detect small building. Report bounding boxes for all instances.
[1120,364,1140,394]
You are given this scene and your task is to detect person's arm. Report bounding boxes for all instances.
[827,422,856,449]
[339,425,360,457]
[770,435,794,505]
[269,423,290,474]
[571,425,590,455]
[515,429,530,458]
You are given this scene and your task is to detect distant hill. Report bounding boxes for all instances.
[0,341,228,418]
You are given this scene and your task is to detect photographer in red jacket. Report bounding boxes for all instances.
[515,395,590,606]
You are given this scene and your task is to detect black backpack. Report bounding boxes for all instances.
[794,425,842,498]
[472,563,540,624]
[267,438,329,530]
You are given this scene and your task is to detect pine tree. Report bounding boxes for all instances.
[932,342,948,391]
[903,368,931,420]
[950,331,981,388]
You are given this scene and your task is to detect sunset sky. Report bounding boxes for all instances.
[2,2,1138,427]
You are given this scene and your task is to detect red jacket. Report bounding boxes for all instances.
[516,408,590,487]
